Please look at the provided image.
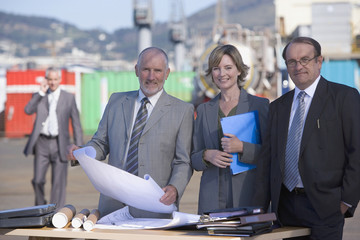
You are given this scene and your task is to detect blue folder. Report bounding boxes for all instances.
[220,111,261,175]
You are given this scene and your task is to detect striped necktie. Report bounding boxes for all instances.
[284,91,306,191]
[126,97,150,175]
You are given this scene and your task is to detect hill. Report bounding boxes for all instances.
[0,0,275,62]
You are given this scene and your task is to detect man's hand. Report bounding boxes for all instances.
[67,144,80,161]
[40,79,49,93]
[160,185,178,205]
[340,202,349,215]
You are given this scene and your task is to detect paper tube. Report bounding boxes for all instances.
[83,209,100,231]
[71,208,90,229]
[52,204,76,229]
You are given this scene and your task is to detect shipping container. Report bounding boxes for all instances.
[80,71,195,135]
[321,60,359,90]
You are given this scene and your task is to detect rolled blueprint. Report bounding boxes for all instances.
[83,209,100,231]
[52,204,76,229]
[71,208,90,229]
[73,147,177,213]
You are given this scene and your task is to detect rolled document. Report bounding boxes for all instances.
[71,208,90,229]
[83,209,100,231]
[52,204,76,229]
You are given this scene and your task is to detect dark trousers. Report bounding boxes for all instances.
[32,135,67,209]
[278,185,344,240]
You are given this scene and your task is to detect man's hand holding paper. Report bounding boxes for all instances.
[160,185,178,205]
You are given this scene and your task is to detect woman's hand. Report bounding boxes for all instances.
[221,133,243,153]
[203,149,233,168]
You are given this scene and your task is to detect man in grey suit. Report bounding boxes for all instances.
[68,47,194,218]
[253,37,360,239]
[24,67,83,209]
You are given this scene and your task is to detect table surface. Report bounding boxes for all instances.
[0,226,310,240]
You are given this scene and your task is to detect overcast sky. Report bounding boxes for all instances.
[0,0,217,32]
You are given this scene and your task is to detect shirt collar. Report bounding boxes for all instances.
[138,89,163,106]
[48,86,61,99]
[294,75,320,99]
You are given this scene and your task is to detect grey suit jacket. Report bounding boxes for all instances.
[23,90,83,162]
[253,77,360,220]
[191,88,269,214]
[86,90,194,218]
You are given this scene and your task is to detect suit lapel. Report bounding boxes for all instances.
[142,91,170,135]
[205,94,220,148]
[300,77,328,154]
[235,88,250,114]
[278,91,294,173]
[123,93,137,138]
[56,90,63,115]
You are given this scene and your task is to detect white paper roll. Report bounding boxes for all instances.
[51,204,76,229]
[52,212,68,229]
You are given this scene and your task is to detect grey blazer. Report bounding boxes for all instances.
[23,90,83,161]
[191,88,269,214]
[86,90,194,218]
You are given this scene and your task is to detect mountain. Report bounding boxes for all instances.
[0,0,275,63]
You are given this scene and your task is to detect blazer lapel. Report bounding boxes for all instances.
[300,77,328,154]
[278,90,294,174]
[56,90,63,115]
[123,93,137,139]
[141,91,170,135]
[235,88,250,114]
[205,94,220,148]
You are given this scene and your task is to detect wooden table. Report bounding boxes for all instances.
[0,226,310,240]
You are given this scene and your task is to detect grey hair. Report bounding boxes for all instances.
[137,47,169,69]
[45,67,61,79]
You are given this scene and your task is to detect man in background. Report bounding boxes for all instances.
[67,47,194,218]
[253,37,360,239]
[24,67,83,209]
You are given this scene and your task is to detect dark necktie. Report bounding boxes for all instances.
[284,91,306,191]
[126,97,150,175]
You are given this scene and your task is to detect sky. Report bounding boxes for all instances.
[0,0,217,33]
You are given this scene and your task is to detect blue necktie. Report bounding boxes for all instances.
[284,91,306,191]
[126,97,150,175]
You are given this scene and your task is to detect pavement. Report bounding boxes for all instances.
[0,137,359,239]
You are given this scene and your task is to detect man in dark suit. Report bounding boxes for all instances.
[67,47,194,218]
[253,37,360,239]
[24,67,83,209]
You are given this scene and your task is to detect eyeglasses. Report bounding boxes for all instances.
[286,56,318,68]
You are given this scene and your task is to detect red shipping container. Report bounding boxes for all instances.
[5,93,34,137]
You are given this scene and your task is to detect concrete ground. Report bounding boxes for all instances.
[0,137,359,239]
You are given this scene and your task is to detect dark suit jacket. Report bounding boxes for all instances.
[253,77,360,220]
[23,90,83,162]
[191,88,269,214]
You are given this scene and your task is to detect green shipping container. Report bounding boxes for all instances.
[81,71,195,135]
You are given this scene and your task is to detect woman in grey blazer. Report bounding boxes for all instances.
[191,44,269,214]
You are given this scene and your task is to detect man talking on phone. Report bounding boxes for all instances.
[23,67,83,209]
